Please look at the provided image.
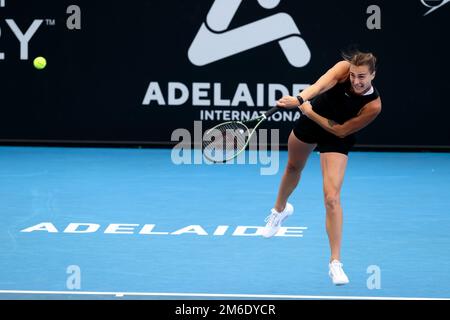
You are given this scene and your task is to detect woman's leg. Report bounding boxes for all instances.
[274,131,316,212]
[320,152,348,262]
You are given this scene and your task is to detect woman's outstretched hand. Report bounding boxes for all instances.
[276,95,300,108]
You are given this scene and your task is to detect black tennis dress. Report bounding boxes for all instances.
[293,79,380,155]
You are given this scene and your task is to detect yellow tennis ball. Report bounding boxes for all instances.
[33,56,47,70]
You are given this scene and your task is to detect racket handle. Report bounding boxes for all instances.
[264,106,282,118]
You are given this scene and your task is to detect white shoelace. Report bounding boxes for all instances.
[264,211,280,227]
[331,262,345,276]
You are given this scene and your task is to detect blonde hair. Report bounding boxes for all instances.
[342,50,377,74]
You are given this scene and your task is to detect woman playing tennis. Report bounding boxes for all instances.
[262,51,382,285]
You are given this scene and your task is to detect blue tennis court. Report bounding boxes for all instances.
[0,146,449,300]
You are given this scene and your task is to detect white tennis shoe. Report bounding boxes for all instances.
[329,260,350,285]
[262,203,293,238]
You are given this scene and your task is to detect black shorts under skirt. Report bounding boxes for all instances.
[292,116,356,155]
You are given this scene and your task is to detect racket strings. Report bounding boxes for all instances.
[203,122,249,162]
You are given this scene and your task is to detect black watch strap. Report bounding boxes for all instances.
[297,95,304,106]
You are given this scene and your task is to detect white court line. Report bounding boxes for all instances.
[0,290,448,300]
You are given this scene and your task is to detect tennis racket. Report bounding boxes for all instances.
[202,106,281,163]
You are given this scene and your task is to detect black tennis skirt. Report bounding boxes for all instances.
[292,116,356,155]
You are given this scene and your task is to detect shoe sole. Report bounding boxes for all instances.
[333,281,349,286]
[329,272,349,285]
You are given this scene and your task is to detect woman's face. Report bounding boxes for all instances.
[349,64,375,95]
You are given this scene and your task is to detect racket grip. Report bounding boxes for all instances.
[264,106,281,118]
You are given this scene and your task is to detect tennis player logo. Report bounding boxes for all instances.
[421,0,450,15]
[188,0,310,67]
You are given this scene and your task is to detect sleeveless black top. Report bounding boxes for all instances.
[311,79,379,124]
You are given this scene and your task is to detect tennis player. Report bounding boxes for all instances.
[262,51,382,285]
